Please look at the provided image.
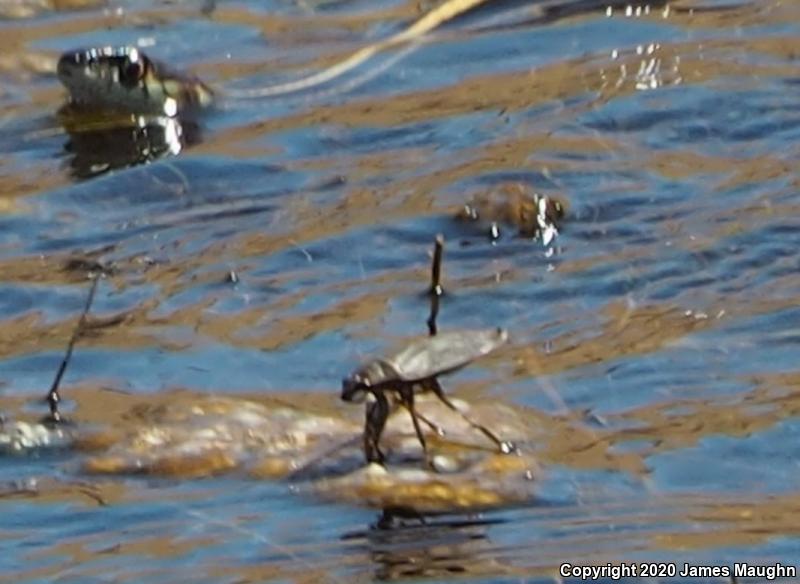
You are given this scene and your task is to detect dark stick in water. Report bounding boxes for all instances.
[45,275,100,425]
[426,234,444,336]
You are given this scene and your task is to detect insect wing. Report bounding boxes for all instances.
[390,328,508,381]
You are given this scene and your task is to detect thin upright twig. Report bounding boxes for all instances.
[427,234,444,336]
[45,275,100,425]
[430,234,444,297]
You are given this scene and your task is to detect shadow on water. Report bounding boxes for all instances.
[341,514,509,581]
[0,0,799,581]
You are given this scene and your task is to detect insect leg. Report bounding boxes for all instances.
[398,385,429,464]
[364,391,390,465]
[424,378,516,454]
[415,410,445,437]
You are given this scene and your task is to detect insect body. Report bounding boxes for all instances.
[342,328,515,466]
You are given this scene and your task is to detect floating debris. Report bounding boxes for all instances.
[457,182,565,244]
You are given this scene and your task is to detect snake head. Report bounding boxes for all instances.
[56,46,212,117]
[57,47,157,109]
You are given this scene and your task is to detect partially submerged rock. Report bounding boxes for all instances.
[309,452,538,514]
[78,396,359,478]
[0,419,73,452]
[0,392,541,513]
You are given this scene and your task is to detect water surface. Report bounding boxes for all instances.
[1,0,799,581]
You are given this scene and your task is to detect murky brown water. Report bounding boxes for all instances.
[1,0,799,581]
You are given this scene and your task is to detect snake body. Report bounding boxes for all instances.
[57,0,491,116]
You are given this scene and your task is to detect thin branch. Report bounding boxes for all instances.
[45,275,100,424]
[427,234,444,336]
